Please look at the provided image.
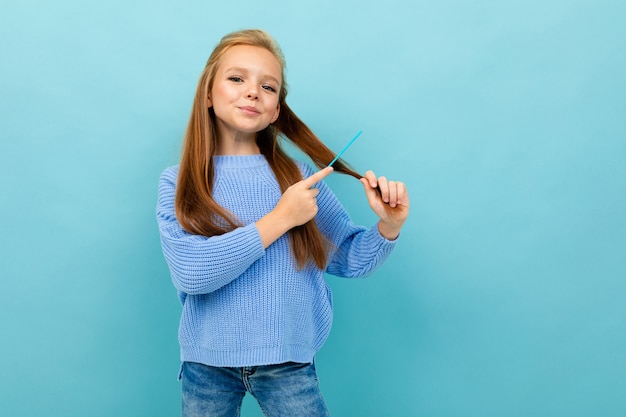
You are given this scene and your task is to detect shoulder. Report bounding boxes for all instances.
[158,165,180,198]
[157,165,179,214]
[159,165,179,184]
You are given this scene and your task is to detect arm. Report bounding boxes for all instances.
[256,166,334,248]
[157,168,265,295]
[157,166,335,294]
[325,224,398,278]
[305,165,401,278]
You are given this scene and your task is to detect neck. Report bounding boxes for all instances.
[215,130,260,156]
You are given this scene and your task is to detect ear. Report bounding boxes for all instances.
[207,95,213,108]
[271,103,280,123]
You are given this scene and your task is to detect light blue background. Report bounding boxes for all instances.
[1,0,625,416]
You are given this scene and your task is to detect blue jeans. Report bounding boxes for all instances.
[181,361,331,417]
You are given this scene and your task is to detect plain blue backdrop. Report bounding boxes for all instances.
[1,0,625,416]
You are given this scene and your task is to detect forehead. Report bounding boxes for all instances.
[218,45,282,82]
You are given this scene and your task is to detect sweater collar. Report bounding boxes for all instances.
[213,154,268,169]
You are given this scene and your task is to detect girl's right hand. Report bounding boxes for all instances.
[276,166,334,228]
[256,167,333,248]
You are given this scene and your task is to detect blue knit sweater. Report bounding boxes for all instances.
[157,155,397,367]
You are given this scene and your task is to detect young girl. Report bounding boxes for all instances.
[157,29,409,417]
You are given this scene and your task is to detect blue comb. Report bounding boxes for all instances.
[328,130,363,167]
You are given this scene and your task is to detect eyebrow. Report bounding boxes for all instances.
[225,67,280,85]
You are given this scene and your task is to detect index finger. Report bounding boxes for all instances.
[301,166,334,188]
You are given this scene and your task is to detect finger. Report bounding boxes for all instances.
[378,176,389,203]
[364,170,377,188]
[361,172,383,199]
[301,166,334,188]
[360,177,379,202]
[388,180,397,208]
[396,181,409,206]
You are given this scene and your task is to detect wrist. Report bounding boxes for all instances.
[256,209,292,248]
[377,220,401,241]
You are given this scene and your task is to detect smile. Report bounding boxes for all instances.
[239,106,260,115]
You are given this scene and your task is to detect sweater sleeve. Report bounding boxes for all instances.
[156,166,266,295]
[299,163,398,278]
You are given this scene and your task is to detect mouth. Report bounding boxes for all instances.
[239,106,260,115]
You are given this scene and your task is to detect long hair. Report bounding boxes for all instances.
[175,29,362,269]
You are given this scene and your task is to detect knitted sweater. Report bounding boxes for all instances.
[156,155,397,367]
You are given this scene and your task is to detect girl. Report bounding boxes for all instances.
[157,29,409,417]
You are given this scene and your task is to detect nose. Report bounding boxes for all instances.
[245,85,259,100]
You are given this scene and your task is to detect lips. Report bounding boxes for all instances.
[239,106,260,115]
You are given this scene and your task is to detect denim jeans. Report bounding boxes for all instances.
[181,361,331,417]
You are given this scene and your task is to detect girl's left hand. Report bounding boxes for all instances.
[360,170,410,240]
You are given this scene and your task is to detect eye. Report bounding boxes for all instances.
[262,84,277,92]
[228,76,243,83]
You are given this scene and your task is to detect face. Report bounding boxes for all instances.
[209,45,282,140]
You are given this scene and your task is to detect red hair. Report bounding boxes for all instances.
[175,29,361,269]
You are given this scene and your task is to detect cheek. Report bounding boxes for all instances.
[271,105,280,122]
[211,84,236,105]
